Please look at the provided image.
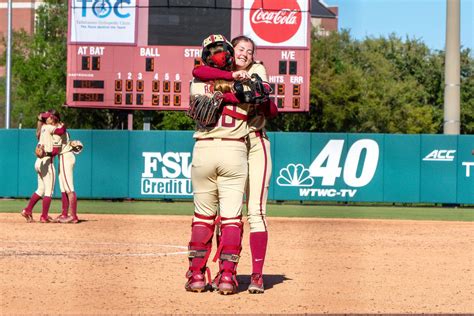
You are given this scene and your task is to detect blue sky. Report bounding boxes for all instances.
[324,0,473,51]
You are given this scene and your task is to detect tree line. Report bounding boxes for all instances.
[1,0,473,134]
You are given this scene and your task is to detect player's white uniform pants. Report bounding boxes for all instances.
[246,131,272,232]
[191,139,248,225]
[58,152,76,193]
[34,156,55,197]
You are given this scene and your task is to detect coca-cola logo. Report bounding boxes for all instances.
[249,0,302,43]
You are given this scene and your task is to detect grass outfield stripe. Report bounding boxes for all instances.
[2,199,473,221]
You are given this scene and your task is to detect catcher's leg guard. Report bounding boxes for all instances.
[185,218,215,293]
[212,220,243,295]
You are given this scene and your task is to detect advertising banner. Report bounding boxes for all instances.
[272,133,386,202]
[457,135,474,204]
[129,131,194,199]
[420,135,458,203]
[382,135,421,202]
[242,0,309,47]
[70,0,137,43]
[1,131,472,205]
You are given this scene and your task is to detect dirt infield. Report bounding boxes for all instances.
[1,213,473,314]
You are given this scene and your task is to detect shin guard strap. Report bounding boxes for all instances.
[188,249,208,259]
[220,253,240,263]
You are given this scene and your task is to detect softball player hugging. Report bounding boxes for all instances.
[192,35,277,294]
[185,34,251,295]
[51,112,83,224]
[21,111,66,223]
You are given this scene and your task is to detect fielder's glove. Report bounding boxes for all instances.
[35,144,46,158]
[70,140,84,154]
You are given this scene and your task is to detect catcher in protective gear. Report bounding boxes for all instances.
[186,34,235,126]
[185,34,251,295]
[201,34,234,70]
[192,35,278,294]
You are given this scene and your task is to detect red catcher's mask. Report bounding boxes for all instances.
[209,51,232,69]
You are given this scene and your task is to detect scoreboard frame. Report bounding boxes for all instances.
[65,0,312,112]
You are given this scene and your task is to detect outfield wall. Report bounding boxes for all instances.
[0,130,473,204]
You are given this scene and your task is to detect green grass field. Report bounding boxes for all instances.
[1,198,473,222]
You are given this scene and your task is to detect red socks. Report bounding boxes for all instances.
[41,196,52,218]
[70,192,77,218]
[250,231,268,275]
[61,192,69,216]
[25,193,42,213]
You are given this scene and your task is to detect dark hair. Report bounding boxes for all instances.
[48,109,61,122]
[231,36,256,70]
[231,36,255,55]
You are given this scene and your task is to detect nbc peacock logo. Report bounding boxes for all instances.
[276,164,314,187]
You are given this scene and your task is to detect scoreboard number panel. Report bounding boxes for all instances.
[66,0,311,112]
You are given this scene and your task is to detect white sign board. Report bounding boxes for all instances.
[70,0,136,44]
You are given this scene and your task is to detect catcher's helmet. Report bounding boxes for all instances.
[201,34,234,69]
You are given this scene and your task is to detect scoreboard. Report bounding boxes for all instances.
[66,0,311,112]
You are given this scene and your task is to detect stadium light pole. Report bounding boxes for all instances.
[5,0,13,129]
[443,0,461,134]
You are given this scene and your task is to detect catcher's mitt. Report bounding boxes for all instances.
[234,73,272,104]
[35,144,46,158]
[70,140,84,154]
[187,91,224,126]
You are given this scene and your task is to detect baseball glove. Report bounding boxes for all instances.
[35,144,45,158]
[70,140,84,154]
[234,73,272,104]
[187,91,224,126]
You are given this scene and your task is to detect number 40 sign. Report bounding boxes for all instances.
[308,139,380,187]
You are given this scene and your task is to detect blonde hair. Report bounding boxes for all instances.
[213,80,234,93]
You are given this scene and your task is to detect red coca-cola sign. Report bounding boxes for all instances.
[249,0,302,43]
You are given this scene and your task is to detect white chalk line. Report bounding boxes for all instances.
[0,250,189,258]
[0,240,188,257]
[0,240,187,249]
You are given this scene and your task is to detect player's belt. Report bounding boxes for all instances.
[196,137,246,143]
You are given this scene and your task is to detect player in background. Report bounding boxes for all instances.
[185,34,250,295]
[21,111,66,223]
[192,35,277,294]
[49,110,82,224]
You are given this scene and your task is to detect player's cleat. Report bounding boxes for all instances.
[217,274,238,295]
[210,273,220,291]
[248,273,264,294]
[20,209,34,223]
[185,271,207,293]
[52,214,69,223]
[39,216,52,223]
[58,215,79,224]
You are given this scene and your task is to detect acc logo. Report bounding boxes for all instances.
[249,0,302,43]
[422,150,456,161]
